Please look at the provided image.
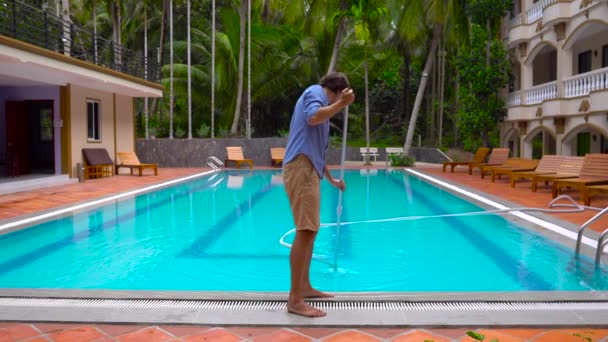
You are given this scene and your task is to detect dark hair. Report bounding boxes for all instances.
[320,72,350,93]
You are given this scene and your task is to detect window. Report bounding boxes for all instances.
[603,45,608,68]
[87,100,101,141]
[578,50,592,74]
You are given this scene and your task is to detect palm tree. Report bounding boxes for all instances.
[401,0,467,155]
[187,0,192,139]
[61,0,71,56]
[342,0,387,165]
[229,0,248,135]
[211,0,216,138]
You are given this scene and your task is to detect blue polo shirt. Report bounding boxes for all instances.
[283,85,330,178]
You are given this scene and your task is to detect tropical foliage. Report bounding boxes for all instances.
[52,0,511,152]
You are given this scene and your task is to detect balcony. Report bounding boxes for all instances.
[508,92,522,107]
[0,0,158,82]
[527,0,557,24]
[525,81,557,105]
[564,67,608,98]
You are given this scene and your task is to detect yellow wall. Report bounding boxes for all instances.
[67,84,135,177]
[114,94,135,168]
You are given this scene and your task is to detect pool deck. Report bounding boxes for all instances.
[1,164,608,341]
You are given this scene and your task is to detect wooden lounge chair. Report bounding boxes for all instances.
[489,158,539,182]
[225,146,253,169]
[116,152,158,176]
[530,156,584,192]
[270,147,285,167]
[468,148,510,175]
[553,154,608,202]
[508,155,564,188]
[478,156,522,179]
[82,148,114,179]
[582,184,608,206]
[442,147,490,172]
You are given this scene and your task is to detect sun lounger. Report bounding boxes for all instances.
[468,148,509,175]
[271,147,285,167]
[508,155,564,188]
[478,157,521,179]
[553,154,608,202]
[442,147,490,172]
[530,156,584,192]
[225,146,253,169]
[116,152,158,176]
[582,184,608,206]
[82,148,114,179]
[489,159,539,182]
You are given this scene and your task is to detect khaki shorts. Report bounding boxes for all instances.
[283,154,321,231]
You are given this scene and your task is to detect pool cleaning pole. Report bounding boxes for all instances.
[334,105,349,271]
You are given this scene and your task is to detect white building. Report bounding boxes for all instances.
[502,0,608,158]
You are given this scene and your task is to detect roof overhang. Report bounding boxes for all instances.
[0,35,163,98]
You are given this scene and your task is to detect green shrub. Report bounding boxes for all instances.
[196,123,210,138]
[175,126,186,138]
[389,154,415,167]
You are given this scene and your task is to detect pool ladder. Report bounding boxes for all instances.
[574,206,608,269]
[207,156,224,170]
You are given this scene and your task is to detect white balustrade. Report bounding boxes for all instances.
[524,81,557,104]
[564,67,608,98]
[527,0,556,24]
[508,92,522,106]
[510,14,522,28]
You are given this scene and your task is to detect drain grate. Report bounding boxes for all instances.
[1,298,608,312]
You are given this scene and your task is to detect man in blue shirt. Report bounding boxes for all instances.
[283,72,354,317]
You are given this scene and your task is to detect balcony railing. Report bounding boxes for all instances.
[525,81,557,105]
[508,92,521,106]
[527,0,556,24]
[0,0,159,82]
[510,13,522,27]
[564,67,608,98]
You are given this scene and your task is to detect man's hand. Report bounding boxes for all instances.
[331,179,346,191]
[338,88,355,108]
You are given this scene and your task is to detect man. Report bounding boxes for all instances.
[282,72,355,317]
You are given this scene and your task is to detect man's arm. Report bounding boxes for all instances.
[308,89,355,126]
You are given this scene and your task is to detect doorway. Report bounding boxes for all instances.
[5,100,55,176]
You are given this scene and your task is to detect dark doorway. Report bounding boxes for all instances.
[5,100,54,176]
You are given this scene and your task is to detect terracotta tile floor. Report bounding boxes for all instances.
[1,165,608,341]
[1,323,608,342]
[422,165,608,233]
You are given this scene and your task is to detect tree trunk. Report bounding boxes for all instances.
[211,0,215,138]
[327,0,348,74]
[230,0,248,135]
[398,48,411,125]
[112,1,122,68]
[144,1,148,139]
[187,0,192,139]
[430,45,436,145]
[364,61,371,166]
[169,0,174,138]
[92,0,97,63]
[453,56,460,146]
[61,0,70,56]
[404,24,443,155]
[438,38,446,147]
[486,19,491,66]
[150,0,168,119]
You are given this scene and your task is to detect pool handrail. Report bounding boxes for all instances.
[207,156,224,170]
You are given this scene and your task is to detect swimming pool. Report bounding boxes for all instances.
[0,169,605,292]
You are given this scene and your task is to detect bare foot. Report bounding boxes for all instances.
[302,287,334,298]
[287,301,326,317]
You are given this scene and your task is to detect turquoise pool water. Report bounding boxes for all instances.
[0,170,605,292]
